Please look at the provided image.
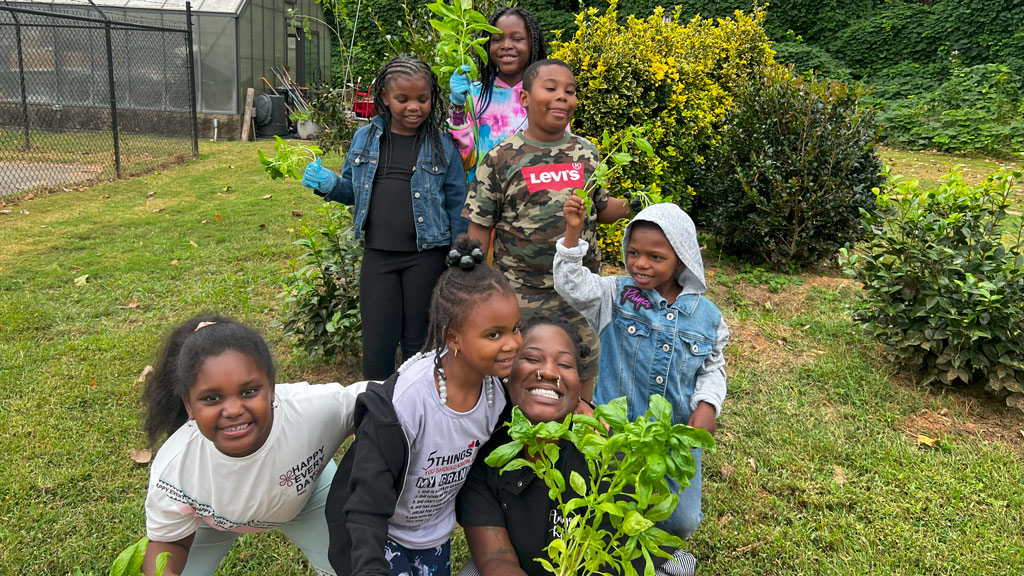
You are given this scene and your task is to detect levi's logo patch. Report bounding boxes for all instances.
[521,163,585,194]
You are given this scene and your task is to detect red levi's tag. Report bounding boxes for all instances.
[521,163,585,195]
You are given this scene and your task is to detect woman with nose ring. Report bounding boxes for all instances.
[455,314,697,576]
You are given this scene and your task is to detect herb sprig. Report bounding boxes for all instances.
[257,136,323,180]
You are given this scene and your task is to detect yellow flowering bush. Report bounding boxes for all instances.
[554,0,776,209]
[554,1,776,263]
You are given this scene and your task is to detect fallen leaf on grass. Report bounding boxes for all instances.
[138,365,154,382]
[100,195,110,199]
[130,449,152,464]
[90,379,97,389]
[145,192,155,199]
[215,214,222,221]
[73,274,89,286]
[223,186,232,192]
[127,301,139,309]
[916,434,936,447]
[832,465,847,486]
[169,259,179,266]
[717,513,733,527]
[720,463,734,478]
[292,210,303,217]
[0,210,10,215]
[189,240,199,248]
[747,458,757,472]
[262,195,272,200]
[152,208,164,213]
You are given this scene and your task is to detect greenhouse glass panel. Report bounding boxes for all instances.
[198,14,236,113]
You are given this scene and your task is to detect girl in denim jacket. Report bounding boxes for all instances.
[554,199,730,541]
[302,57,468,380]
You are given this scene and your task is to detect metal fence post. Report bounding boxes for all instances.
[104,20,121,178]
[186,1,199,157]
[13,12,31,151]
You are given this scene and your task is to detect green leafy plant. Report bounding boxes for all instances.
[309,82,358,155]
[289,109,313,124]
[693,65,884,267]
[73,537,169,576]
[575,125,656,214]
[839,167,1024,410]
[427,0,500,150]
[257,136,323,180]
[485,396,715,576]
[553,1,775,206]
[272,205,363,362]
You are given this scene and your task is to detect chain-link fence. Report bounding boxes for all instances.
[0,4,198,198]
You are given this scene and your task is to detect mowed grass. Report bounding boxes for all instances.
[1,142,1022,574]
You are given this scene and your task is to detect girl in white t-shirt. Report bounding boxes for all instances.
[326,235,522,576]
[140,315,365,576]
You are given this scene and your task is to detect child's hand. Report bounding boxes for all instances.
[687,401,717,435]
[563,194,586,232]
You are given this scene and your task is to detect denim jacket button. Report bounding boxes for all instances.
[662,344,670,352]
[627,325,636,334]
[691,343,700,354]
[422,244,427,249]
[656,376,664,384]
[414,192,421,198]
[417,217,424,222]
[666,312,675,321]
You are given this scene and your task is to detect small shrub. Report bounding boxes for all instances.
[693,65,884,267]
[310,83,357,156]
[552,0,775,206]
[273,205,363,363]
[874,63,1024,157]
[840,168,1024,409]
[596,220,626,266]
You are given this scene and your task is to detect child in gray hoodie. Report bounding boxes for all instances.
[554,195,729,539]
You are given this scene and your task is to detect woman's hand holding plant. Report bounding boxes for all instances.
[687,401,717,436]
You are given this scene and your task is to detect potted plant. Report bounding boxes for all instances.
[290,109,319,140]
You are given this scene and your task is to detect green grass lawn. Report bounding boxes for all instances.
[1,142,1022,574]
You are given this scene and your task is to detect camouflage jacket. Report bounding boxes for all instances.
[463,132,608,293]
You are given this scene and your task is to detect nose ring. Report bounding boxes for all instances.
[537,370,543,381]
[556,375,562,389]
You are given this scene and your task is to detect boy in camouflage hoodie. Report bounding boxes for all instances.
[463,59,630,389]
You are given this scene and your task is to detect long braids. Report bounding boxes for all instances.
[142,313,276,447]
[372,56,448,169]
[476,6,547,116]
[423,234,516,378]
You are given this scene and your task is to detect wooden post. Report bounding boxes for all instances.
[241,87,255,141]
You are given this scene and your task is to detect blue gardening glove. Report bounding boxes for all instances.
[449,65,472,106]
[301,158,337,195]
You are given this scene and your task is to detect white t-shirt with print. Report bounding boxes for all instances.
[145,381,367,543]
[387,354,507,549]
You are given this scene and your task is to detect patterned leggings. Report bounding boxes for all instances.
[385,538,451,576]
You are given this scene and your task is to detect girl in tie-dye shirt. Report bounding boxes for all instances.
[448,6,547,183]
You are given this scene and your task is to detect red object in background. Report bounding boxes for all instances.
[353,79,375,118]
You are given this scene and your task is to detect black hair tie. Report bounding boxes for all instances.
[445,249,462,268]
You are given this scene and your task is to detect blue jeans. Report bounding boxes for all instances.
[180,459,338,576]
[658,448,703,540]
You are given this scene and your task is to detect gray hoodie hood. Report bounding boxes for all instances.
[621,203,707,295]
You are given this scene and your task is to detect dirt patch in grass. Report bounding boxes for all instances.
[902,387,1024,456]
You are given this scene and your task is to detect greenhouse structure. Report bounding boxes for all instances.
[6,0,334,121]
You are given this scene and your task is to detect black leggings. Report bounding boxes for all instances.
[359,246,447,380]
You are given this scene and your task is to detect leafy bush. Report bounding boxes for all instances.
[692,65,883,266]
[486,396,714,576]
[310,83,357,156]
[772,40,852,81]
[273,205,363,363]
[873,63,1024,156]
[552,0,775,207]
[839,168,1024,410]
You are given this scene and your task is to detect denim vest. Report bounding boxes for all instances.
[321,117,468,249]
[594,276,723,425]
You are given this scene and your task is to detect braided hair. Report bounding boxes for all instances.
[476,6,547,116]
[142,314,276,447]
[423,234,516,376]
[520,311,589,377]
[372,56,448,168]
